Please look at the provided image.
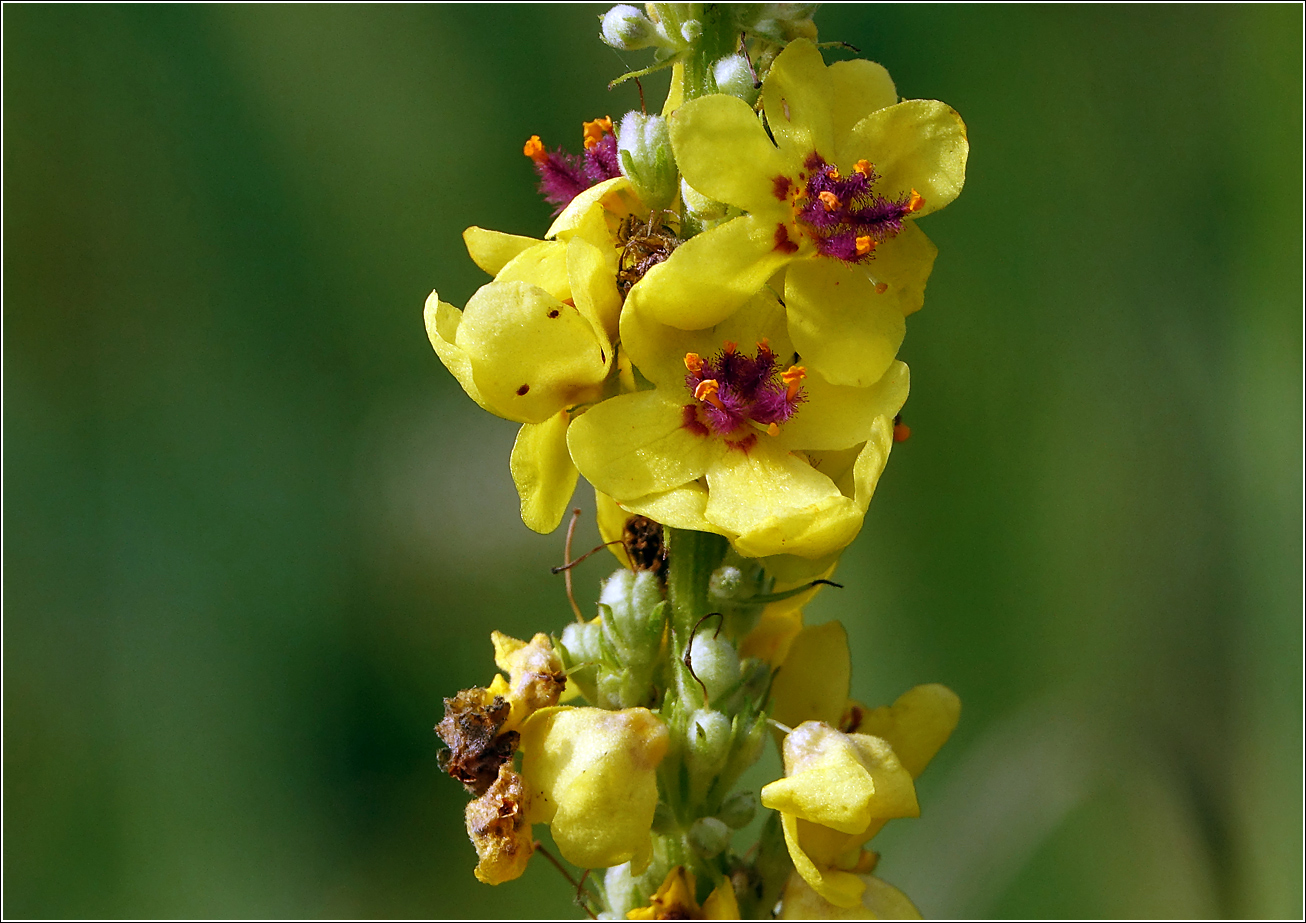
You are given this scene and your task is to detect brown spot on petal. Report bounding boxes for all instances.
[772,174,792,201]
[516,384,530,396]
[773,224,799,254]
[681,404,710,437]
[547,309,560,318]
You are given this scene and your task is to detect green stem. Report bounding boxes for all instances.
[666,527,729,655]
[680,4,740,102]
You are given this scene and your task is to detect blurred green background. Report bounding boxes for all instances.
[4,4,1301,918]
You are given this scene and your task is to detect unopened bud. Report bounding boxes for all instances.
[712,55,759,103]
[688,632,742,704]
[600,5,666,51]
[617,111,678,212]
[708,564,745,601]
[689,816,732,858]
[717,790,757,829]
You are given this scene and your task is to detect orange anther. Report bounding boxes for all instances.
[781,365,807,400]
[722,341,737,355]
[694,379,725,410]
[523,135,548,163]
[907,188,925,212]
[582,116,614,149]
[818,191,841,212]
[684,352,703,373]
[756,337,773,357]
[854,159,874,176]
[893,422,912,443]
[855,236,876,257]
[826,166,840,180]
[766,422,780,436]
[874,281,889,294]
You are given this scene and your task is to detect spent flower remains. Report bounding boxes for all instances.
[426,4,968,918]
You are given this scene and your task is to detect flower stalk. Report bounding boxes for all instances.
[424,5,968,917]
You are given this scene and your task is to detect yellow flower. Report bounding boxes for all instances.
[762,620,960,908]
[644,39,967,388]
[425,178,640,532]
[778,868,921,920]
[519,705,669,869]
[567,289,908,560]
[627,865,740,920]
[761,722,919,908]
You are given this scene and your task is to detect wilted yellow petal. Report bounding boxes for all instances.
[465,765,534,885]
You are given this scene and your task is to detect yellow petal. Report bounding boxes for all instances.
[616,482,728,537]
[738,605,804,668]
[423,291,492,413]
[633,215,794,330]
[828,60,897,157]
[511,412,580,534]
[568,234,621,348]
[463,226,541,276]
[762,38,835,158]
[770,621,850,731]
[459,281,608,424]
[519,706,669,868]
[704,443,863,559]
[779,870,922,920]
[779,812,866,909]
[670,94,790,213]
[494,239,571,302]
[849,412,904,512]
[703,878,741,919]
[547,176,639,240]
[567,390,719,500]
[857,684,961,779]
[863,220,937,317]
[843,100,968,218]
[784,260,905,389]
[595,489,637,570]
[778,360,911,454]
[620,283,792,391]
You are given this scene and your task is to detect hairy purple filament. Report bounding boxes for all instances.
[684,343,805,438]
[790,153,917,263]
[532,134,622,213]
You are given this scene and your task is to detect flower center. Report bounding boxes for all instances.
[681,340,806,444]
[772,153,924,263]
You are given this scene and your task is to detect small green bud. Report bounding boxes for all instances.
[708,564,745,602]
[617,111,678,213]
[599,5,669,51]
[712,55,759,103]
[688,632,742,704]
[688,816,731,858]
[685,707,732,781]
[679,19,702,43]
[717,790,757,829]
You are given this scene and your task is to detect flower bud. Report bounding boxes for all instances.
[685,707,733,794]
[708,564,744,601]
[688,632,742,704]
[688,816,731,858]
[599,5,667,51]
[617,111,678,213]
[717,790,757,829]
[712,55,759,103]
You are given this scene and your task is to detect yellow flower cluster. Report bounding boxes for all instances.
[427,37,967,563]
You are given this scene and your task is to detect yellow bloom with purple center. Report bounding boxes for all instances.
[425,178,640,533]
[642,38,967,388]
[567,287,908,560]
